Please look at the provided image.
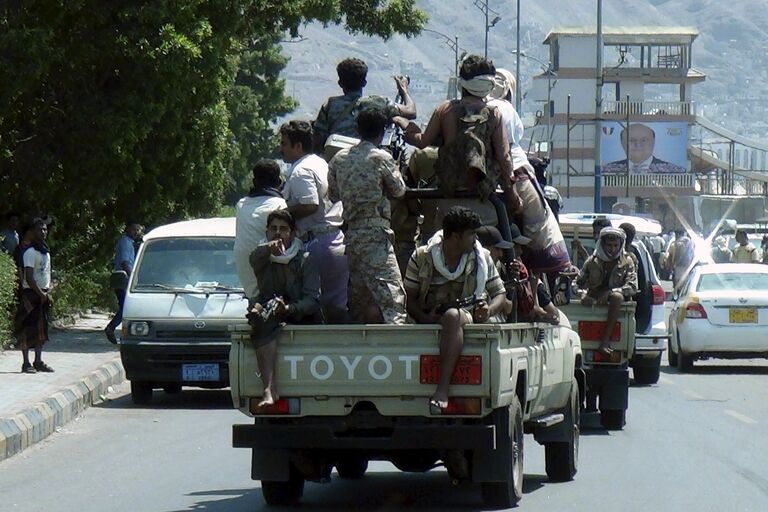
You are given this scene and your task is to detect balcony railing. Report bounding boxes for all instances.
[602,173,695,189]
[603,100,696,117]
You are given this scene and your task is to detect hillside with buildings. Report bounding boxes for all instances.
[281,0,768,140]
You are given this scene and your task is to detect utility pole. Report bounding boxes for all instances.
[422,29,462,100]
[484,0,489,59]
[593,0,604,212]
[515,0,521,112]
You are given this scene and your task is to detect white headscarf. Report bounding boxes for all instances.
[425,230,488,299]
[260,237,303,264]
[594,227,626,262]
[489,68,516,100]
[458,75,497,98]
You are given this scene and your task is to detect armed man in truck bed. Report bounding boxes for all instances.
[313,57,416,155]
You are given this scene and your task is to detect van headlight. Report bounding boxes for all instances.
[129,321,150,336]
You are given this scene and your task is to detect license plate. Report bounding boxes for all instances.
[420,355,481,385]
[729,308,757,323]
[182,363,220,381]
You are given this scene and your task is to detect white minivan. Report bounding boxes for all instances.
[118,217,248,404]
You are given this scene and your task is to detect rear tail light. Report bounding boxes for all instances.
[432,397,482,415]
[420,355,482,385]
[249,398,300,415]
[586,350,622,364]
[685,303,708,319]
[652,284,666,305]
[578,321,621,342]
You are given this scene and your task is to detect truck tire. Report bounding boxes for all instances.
[600,408,626,430]
[545,378,579,482]
[261,468,304,506]
[336,458,368,479]
[481,397,524,509]
[130,381,153,405]
[633,365,660,385]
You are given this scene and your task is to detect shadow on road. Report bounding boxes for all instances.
[170,471,555,511]
[660,363,768,376]
[45,330,118,355]
[96,388,233,410]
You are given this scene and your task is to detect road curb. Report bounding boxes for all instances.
[0,358,124,462]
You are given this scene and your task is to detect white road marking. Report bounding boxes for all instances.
[725,410,758,425]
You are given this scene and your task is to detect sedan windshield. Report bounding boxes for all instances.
[133,237,241,291]
[697,273,768,292]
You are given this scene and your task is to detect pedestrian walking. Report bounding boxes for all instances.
[104,221,142,344]
[14,218,54,373]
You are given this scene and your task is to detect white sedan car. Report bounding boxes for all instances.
[668,263,768,371]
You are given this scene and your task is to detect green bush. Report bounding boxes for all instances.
[0,252,18,349]
[51,269,115,323]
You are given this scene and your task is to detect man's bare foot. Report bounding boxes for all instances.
[257,389,279,408]
[429,392,449,410]
[598,343,614,355]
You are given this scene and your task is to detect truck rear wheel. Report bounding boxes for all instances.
[481,397,524,508]
[600,408,626,430]
[261,468,304,506]
[130,381,153,405]
[633,364,661,385]
[336,458,368,479]
[545,378,580,482]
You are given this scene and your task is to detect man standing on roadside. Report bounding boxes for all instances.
[280,120,349,321]
[104,221,142,344]
[328,107,407,324]
[1,211,20,254]
[15,218,54,373]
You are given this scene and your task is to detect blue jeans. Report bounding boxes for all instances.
[107,289,126,332]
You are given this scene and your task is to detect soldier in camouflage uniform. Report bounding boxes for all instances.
[328,107,407,324]
[312,57,416,153]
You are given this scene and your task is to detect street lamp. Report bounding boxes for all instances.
[473,0,501,59]
[513,50,557,158]
[421,28,463,99]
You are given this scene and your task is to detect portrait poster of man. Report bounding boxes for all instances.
[601,121,688,174]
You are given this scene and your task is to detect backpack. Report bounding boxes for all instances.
[436,101,500,199]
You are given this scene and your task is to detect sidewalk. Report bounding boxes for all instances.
[0,312,124,462]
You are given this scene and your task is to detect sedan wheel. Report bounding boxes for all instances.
[676,335,694,372]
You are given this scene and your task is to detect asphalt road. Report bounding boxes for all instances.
[2,353,767,512]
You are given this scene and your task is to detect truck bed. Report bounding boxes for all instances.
[229,322,556,419]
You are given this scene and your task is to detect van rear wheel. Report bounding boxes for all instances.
[130,381,153,405]
[481,397,524,508]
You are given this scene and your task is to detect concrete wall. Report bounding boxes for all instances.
[557,36,597,68]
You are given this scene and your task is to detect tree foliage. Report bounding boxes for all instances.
[0,1,426,271]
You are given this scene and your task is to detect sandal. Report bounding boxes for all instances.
[21,363,37,374]
[33,361,55,373]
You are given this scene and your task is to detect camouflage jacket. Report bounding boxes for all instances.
[576,252,638,298]
[314,92,398,143]
[327,141,406,229]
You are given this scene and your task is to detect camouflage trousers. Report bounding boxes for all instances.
[345,227,407,325]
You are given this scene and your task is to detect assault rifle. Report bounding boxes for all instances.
[435,294,487,315]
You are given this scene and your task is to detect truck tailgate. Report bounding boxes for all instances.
[230,324,505,417]
[560,302,636,365]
